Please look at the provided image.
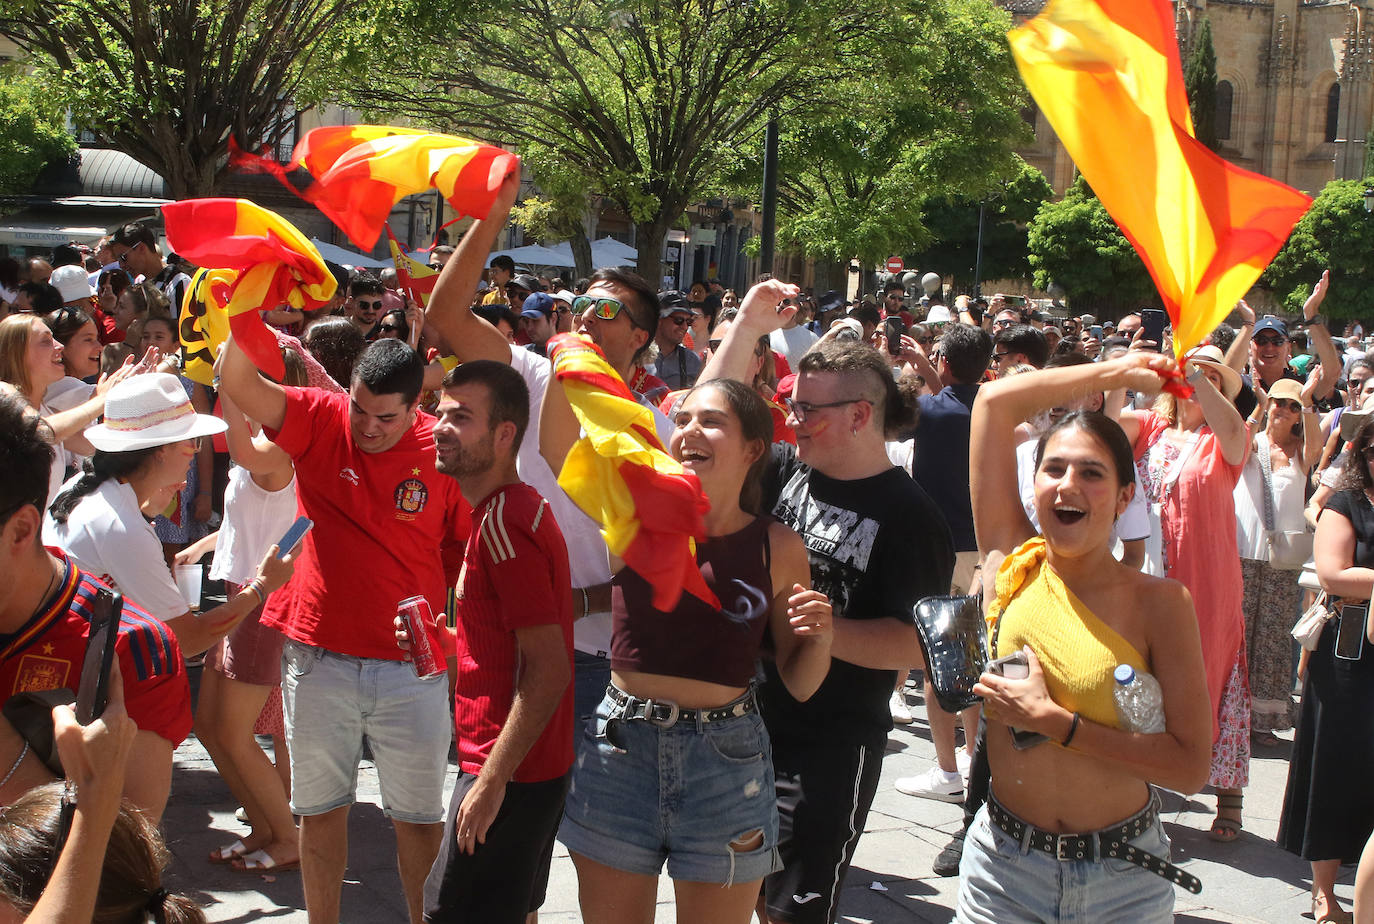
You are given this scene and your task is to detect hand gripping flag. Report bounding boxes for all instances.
[386,227,439,309]
[162,199,336,382]
[547,333,720,612]
[232,126,519,251]
[1008,0,1311,361]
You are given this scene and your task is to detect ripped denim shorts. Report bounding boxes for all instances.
[557,685,782,885]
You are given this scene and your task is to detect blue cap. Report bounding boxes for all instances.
[1253,316,1288,338]
[1114,664,1136,685]
[520,292,555,319]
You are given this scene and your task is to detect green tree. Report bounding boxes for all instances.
[507,146,596,279]
[1262,178,1374,318]
[0,0,365,197]
[754,0,1032,268]
[339,0,1013,279]
[908,157,1053,288]
[0,71,76,196]
[1025,176,1156,314]
[1184,17,1218,153]
[1364,129,1374,179]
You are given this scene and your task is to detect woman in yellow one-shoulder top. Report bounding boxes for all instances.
[956,352,1213,924]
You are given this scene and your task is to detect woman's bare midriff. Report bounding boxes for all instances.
[612,669,750,711]
[986,725,1152,832]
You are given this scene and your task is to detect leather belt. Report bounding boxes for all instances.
[987,792,1202,895]
[605,684,756,728]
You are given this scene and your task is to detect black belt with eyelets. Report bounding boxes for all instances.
[605,684,755,728]
[987,792,1202,894]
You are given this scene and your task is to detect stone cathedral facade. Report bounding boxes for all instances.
[1005,0,1374,196]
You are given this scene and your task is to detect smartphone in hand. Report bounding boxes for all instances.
[275,516,314,560]
[75,589,122,725]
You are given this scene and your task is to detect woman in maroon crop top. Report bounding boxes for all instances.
[558,378,833,924]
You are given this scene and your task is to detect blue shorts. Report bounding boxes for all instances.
[281,640,451,823]
[558,688,782,885]
[955,797,1176,924]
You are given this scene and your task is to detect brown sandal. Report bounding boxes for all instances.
[1208,794,1243,843]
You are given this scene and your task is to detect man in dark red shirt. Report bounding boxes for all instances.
[420,359,574,923]
[0,390,189,821]
[220,336,468,924]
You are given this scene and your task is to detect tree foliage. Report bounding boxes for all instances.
[0,0,366,197]
[908,156,1052,289]
[1025,176,1156,314]
[756,0,1032,268]
[339,0,1020,278]
[1262,178,1374,318]
[0,70,76,196]
[507,147,596,278]
[1184,18,1218,153]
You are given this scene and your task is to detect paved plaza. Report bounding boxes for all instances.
[164,674,1336,923]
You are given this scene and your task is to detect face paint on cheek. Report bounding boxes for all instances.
[806,419,831,436]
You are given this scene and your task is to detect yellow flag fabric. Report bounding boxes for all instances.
[1007,0,1311,357]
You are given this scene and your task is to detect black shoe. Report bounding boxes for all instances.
[933,827,965,877]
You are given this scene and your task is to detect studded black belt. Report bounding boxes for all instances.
[987,791,1202,894]
[605,684,756,728]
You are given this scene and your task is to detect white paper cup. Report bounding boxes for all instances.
[174,563,203,611]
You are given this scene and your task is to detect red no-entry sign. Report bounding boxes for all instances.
[886,256,904,274]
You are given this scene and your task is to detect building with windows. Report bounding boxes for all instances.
[1007,0,1374,196]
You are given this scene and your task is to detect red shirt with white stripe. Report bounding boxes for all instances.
[454,483,574,782]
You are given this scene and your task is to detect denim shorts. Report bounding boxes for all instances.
[557,687,782,885]
[955,797,1176,924]
[281,640,452,823]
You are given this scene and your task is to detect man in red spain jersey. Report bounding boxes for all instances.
[416,359,574,923]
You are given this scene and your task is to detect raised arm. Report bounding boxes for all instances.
[219,334,287,432]
[698,280,799,385]
[972,353,1175,558]
[424,169,522,366]
[220,391,292,479]
[538,364,582,475]
[1303,271,1340,402]
[1190,367,1248,465]
[1225,300,1254,374]
[1299,374,1324,472]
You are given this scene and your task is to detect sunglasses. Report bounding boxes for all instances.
[665,314,691,326]
[1254,334,1287,346]
[116,241,144,265]
[1272,399,1303,413]
[992,351,1011,363]
[355,300,383,311]
[573,295,631,322]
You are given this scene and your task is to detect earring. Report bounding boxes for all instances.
[851,426,858,436]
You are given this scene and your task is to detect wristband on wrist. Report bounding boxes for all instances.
[1309,313,1327,328]
[1061,711,1081,748]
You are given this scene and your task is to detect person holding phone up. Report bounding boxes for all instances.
[1279,414,1374,924]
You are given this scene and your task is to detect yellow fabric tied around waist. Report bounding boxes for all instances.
[987,537,1150,733]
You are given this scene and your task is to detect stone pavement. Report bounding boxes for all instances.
[164,674,1343,923]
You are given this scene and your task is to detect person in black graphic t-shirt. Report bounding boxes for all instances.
[701,285,954,924]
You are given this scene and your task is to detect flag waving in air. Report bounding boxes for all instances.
[386,227,440,310]
[232,126,519,251]
[1008,0,1311,358]
[162,199,336,382]
[547,333,719,612]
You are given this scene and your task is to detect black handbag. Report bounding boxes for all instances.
[912,594,988,713]
[2,688,75,777]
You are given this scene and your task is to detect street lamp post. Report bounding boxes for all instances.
[1364,186,1374,213]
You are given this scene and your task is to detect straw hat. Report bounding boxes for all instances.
[1182,344,1241,399]
[1265,378,1306,405]
[85,373,227,452]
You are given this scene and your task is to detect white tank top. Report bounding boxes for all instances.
[210,465,299,586]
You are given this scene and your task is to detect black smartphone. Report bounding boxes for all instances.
[75,590,122,725]
[984,651,1048,749]
[1140,308,1167,351]
[1337,603,1368,661]
[884,318,905,356]
[275,516,314,560]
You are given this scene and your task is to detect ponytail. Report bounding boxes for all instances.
[48,448,159,524]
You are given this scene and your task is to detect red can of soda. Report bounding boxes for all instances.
[398,595,444,678]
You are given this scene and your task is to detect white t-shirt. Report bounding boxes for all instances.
[510,345,675,656]
[1015,439,1150,546]
[210,466,299,586]
[770,325,819,368]
[42,477,189,621]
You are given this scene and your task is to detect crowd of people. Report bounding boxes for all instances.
[0,169,1372,923]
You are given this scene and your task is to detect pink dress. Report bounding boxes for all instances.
[1135,412,1250,787]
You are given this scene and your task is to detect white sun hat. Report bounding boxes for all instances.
[49,264,97,303]
[84,373,227,452]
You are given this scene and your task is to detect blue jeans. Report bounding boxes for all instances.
[558,688,781,885]
[955,798,1175,923]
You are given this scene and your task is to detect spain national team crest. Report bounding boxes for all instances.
[394,478,429,521]
[14,654,70,693]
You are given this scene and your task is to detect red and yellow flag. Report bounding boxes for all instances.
[386,227,439,309]
[1008,0,1311,357]
[547,333,719,612]
[232,126,519,251]
[162,199,336,382]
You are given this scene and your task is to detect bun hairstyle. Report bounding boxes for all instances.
[796,339,918,439]
[48,447,160,525]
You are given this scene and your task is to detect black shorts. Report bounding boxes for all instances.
[762,739,884,924]
[422,770,570,923]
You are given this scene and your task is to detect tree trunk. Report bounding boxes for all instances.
[569,232,594,280]
[636,221,669,288]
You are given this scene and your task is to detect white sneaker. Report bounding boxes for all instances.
[956,746,972,779]
[895,767,964,803]
[890,691,914,725]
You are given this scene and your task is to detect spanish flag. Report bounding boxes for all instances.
[233,126,519,251]
[547,333,719,612]
[386,227,439,309]
[162,199,336,382]
[1008,0,1311,356]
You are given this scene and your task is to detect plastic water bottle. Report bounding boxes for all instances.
[1113,664,1166,734]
